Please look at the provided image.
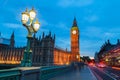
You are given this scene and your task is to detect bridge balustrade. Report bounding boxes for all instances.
[0,65,72,80]
[0,68,20,80]
[40,65,71,80]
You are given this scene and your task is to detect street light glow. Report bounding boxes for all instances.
[29,8,36,20]
[33,19,40,32]
[22,13,29,24]
[22,9,29,24]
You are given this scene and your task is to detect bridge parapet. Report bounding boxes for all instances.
[0,65,71,80]
[0,68,20,80]
[40,65,71,80]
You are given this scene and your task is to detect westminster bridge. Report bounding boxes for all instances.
[1,62,120,80]
[0,62,97,80]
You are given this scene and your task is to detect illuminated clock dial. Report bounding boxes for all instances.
[72,30,76,34]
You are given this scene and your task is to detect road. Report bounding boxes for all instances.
[89,65,120,80]
[103,67,120,79]
[49,64,120,80]
[49,65,96,80]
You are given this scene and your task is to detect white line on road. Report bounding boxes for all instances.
[103,69,119,78]
[110,73,119,78]
[88,66,97,80]
[95,67,117,80]
[89,66,103,80]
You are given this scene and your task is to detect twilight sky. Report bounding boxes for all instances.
[0,0,120,58]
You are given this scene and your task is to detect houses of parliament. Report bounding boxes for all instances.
[0,17,80,66]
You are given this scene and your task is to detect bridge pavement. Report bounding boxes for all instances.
[49,65,97,80]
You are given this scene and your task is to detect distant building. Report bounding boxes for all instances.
[0,32,24,65]
[0,31,55,66]
[95,39,120,66]
[0,17,80,66]
[82,56,91,63]
[54,47,71,65]
[94,52,99,63]
[0,32,11,47]
[30,32,55,66]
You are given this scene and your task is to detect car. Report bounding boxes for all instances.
[88,62,95,66]
[96,63,106,68]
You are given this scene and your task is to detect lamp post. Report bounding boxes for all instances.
[21,8,40,67]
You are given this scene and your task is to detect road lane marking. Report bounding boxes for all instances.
[95,67,117,80]
[102,68,119,78]
[110,73,119,78]
[88,66,98,80]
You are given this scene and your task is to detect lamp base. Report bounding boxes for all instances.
[21,50,32,67]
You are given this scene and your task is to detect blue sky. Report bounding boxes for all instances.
[0,0,120,58]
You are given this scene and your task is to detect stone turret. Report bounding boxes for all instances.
[117,39,120,45]
[42,32,45,38]
[10,31,15,47]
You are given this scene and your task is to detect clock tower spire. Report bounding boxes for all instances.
[71,17,80,62]
[72,17,77,27]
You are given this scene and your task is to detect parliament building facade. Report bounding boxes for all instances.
[0,18,80,66]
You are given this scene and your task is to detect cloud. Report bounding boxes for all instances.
[102,32,120,41]
[81,26,102,39]
[56,38,70,51]
[56,22,69,30]
[84,15,99,22]
[58,0,94,7]
[104,32,113,37]
[40,19,49,27]
[81,26,120,40]
[83,26,101,33]
[80,50,96,58]
[40,19,69,31]
[3,23,23,29]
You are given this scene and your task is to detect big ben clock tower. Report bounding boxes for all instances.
[71,17,80,62]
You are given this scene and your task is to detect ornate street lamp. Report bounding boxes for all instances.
[21,8,40,67]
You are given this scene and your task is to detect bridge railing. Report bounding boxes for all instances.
[0,65,72,80]
[0,68,20,80]
[40,65,71,80]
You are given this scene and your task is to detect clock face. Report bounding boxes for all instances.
[72,30,76,34]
